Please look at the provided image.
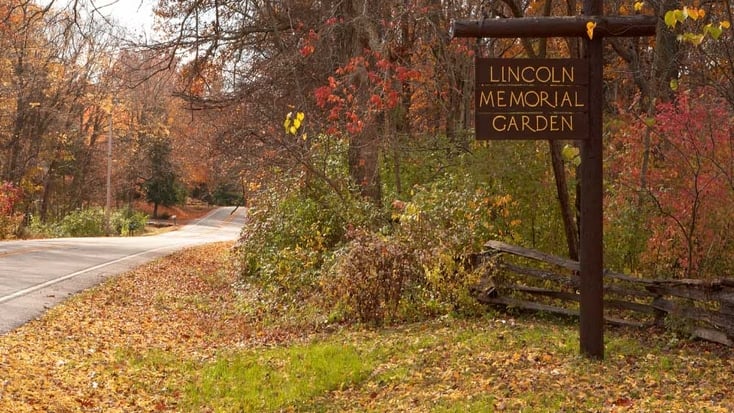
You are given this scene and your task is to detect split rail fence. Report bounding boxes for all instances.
[476,240,734,346]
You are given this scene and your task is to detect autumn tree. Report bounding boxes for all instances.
[148,1,486,210]
[601,2,732,271]
[0,1,57,186]
[0,0,140,228]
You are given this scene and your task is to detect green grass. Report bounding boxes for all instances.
[183,342,374,412]
[108,313,733,412]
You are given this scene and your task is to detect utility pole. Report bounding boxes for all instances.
[105,100,114,235]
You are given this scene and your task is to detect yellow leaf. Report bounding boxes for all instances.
[633,1,644,11]
[665,10,678,28]
[284,112,293,131]
[289,126,297,135]
[586,21,596,40]
[722,21,731,29]
[296,112,305,122]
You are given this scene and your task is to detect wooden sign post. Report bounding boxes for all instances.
[452,1,656,359]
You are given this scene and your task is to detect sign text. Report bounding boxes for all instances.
[475,58,589,140]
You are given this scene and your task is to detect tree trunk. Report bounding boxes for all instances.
[339,0,385,206]
[349,122,383,205]
[549,140,579,260]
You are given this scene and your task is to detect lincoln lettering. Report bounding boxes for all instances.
[488,65,575,84]
[491,114,574,133]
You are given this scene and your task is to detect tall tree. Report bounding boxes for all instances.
[141,132,183,218]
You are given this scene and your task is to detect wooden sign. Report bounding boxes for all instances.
[455,12,657,359]
[475,58,589,140]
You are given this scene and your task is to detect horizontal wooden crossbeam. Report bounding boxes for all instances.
[451,15,657,39]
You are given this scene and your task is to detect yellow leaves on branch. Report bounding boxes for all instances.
[663,5,731,45]
[664,6,705,28]
[284,111,307,139]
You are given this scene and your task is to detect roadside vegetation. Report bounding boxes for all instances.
[1,243,731,412]
[26,207,148,238]
[18,203,213,239]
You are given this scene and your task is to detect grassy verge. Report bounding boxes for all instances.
[0,243,732,412]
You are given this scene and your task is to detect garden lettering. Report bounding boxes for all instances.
[475,59,588,140]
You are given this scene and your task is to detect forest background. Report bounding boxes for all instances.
[0,0,733,323]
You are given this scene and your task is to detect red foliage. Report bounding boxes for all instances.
[610,89,734,277]
[313,48,424,137]
[299,45,315,57]
[314,86,330,107]
[0,181,21,216]
[299,29,320,57]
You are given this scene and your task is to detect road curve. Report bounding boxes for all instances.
[0,206,246,334]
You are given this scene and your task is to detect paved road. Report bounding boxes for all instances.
[0,207,246,334]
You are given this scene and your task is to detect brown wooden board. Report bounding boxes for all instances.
[451,16,657,39]
[475,59,589,140]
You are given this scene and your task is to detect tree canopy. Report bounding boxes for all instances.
[0,0,733,280]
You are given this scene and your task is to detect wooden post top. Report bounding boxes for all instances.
[451,15,657,39]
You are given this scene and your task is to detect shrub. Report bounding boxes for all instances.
[326,229,422,325]
[28,207,148,238]
[59,208,106,237]
[28,214,65,238]
[112,208,148,236]
[236,139,525,323]
[235,130,386,297]
[607,89,734,278]
[392,171,518,314]
[235,176,357,295]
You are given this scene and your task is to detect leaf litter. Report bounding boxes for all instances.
[0,242,732,412]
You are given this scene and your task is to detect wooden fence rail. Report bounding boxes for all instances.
[476,240,734,346]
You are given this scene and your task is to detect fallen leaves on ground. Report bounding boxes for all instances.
[1,242,733,412]
[0,242,301,412]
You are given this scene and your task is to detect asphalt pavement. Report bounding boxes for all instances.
[0,206,246,334]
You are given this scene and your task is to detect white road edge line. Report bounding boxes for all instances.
[0,244,174,304]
